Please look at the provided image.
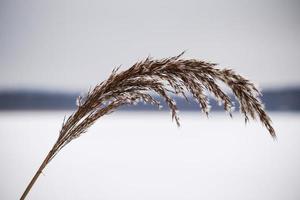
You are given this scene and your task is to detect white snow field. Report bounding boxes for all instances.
[0,111,299,200]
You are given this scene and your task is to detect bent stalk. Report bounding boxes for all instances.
[20,52,275,199]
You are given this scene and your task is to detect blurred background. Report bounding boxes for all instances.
[0,0,299,199]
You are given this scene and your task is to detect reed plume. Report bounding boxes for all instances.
[20,52,275,199]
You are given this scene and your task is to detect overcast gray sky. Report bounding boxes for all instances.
[0,0,299,91]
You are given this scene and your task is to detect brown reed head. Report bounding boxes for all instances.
[56,52,275,154]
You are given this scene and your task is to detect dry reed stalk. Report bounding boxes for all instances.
[20,52,275,199]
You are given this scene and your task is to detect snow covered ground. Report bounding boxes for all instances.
[0,111,299,200]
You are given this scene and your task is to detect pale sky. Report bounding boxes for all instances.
[0,0,299,91]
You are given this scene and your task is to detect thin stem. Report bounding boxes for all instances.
[20,147,55,200]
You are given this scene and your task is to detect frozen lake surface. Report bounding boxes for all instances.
[0,111,299,200]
